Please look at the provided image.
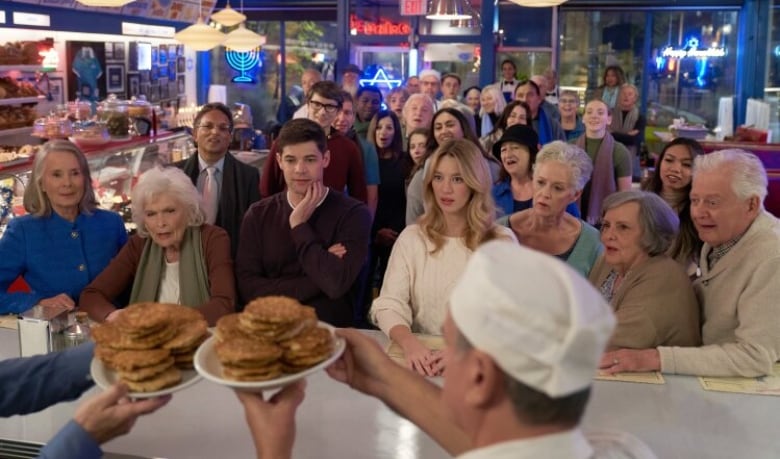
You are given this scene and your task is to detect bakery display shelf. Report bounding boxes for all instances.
[0,96,41,106]
[0,126,33,138]
[0,65,42,73]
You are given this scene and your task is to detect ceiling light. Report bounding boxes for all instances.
[175,18,226,52]
[508,0,568,6]
[223,23,267,52]
[450,2,481,28]
[426,0,471,20]
[211,2,246,27]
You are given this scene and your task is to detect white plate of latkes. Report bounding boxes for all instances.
[194,322,346,392]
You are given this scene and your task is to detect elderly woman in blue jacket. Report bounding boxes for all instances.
[0,140,127,314]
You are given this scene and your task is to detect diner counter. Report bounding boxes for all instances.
[1,328,779,459]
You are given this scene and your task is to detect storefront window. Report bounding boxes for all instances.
[209,20,336,131]
[648,11,738,129]
[558,12,645,100]
[495,51,552,85]
[765,3,780,139]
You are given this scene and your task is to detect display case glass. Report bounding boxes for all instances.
[0,131,192,236]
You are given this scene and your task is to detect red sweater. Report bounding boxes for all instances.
[261,129,368,203]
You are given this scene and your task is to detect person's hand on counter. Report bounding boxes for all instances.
[236,380,306,459]
[73,382,172,444]
[38,293,75,310]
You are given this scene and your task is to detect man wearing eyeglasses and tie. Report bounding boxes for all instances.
[261,81,368,204]
[175,102,261,258]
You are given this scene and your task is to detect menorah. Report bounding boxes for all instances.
[226,48,260,83]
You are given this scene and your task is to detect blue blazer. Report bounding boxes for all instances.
[0,210,127,314]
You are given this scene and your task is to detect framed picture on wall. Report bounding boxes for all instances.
[176,44,184,56]
[114,42,125,61]
[177,56,185,74]
[150,82,160,102]
[140,82,151,99]
[177,75,185,95]
[168,80,177,99]
[168,60,176,79]
[151,46,158,65]
[106,63,125,93]
[65,41,106,103]
[105,42,114,60]
[47,77,65,105]
[128,73,140,98]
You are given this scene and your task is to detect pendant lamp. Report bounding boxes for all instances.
[426,0,471,20]
[508,0,568,6]
[450,2,480,28]
[75,0,134,6]
[211,1,246,27]
[175,17,226,52]
[223,23,267,52]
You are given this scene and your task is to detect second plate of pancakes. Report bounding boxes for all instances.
[194,321,346,392]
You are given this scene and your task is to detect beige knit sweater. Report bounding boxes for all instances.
[370,224,514,336]
[659,211,780,377]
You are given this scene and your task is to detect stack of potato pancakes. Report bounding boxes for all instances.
[214,296,334,381]
[93,303,209,392]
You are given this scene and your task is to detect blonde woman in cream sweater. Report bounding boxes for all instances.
[370,139,515,377]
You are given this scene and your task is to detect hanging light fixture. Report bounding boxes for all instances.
[450,1,481,28]
[426,0,471,20]
[175,18,226,51]
[222,0,266,52]
[508,0,568,6]
[75,0,134,6]
[211,1,246,27]
[223,23,267,52]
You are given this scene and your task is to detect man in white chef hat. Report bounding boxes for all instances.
[237,240,617,458]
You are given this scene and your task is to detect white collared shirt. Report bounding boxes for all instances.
[457,429,594,459]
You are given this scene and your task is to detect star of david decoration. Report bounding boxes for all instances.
[359,67,402,89]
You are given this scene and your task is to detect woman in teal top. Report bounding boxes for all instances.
[502,141,602,277]
[0,140,127,314]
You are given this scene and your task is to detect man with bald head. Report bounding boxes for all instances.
[531,74,561,122]
[292,68,323,120]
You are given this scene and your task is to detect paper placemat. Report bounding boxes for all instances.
[595,371,666,384]
[0,314,18,330]
[699,364,780,396]
[386,334,444,366]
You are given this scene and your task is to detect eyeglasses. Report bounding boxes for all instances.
[197,123,231,133]
[309,100,340,114]
[559,99,578,105]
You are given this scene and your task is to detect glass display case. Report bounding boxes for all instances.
[0,130,192,237]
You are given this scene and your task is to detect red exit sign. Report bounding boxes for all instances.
[400,0,426,16]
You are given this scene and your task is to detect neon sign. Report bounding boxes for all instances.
[225,49,262,84]
[39,49,58,72]
[661,37,726,59]
[359,67,403,90]
[349,14,411,35]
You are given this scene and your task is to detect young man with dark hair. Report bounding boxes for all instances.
[353,86,383,139]
[175,102,261,257]
[238,119,371,327]
[261,81,368,203]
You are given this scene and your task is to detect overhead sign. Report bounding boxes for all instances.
[122,21,176,38]
[400,0,426,16]
[662,37,726,59]
[13,12,50,27]
[349,14,411,35]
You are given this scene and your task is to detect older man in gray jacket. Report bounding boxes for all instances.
[602,149,780,377]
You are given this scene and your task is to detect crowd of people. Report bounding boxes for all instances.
[1,59,779,458]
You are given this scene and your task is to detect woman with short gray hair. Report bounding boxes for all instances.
[589,190,701,350]
[0,140,127,314]
[81,167,235,326]
[503,141,602,277]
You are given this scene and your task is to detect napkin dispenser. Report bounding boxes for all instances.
[17,305,70,357]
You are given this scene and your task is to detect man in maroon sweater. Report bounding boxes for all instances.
[261,81,368,203]
[238,119,371,326]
